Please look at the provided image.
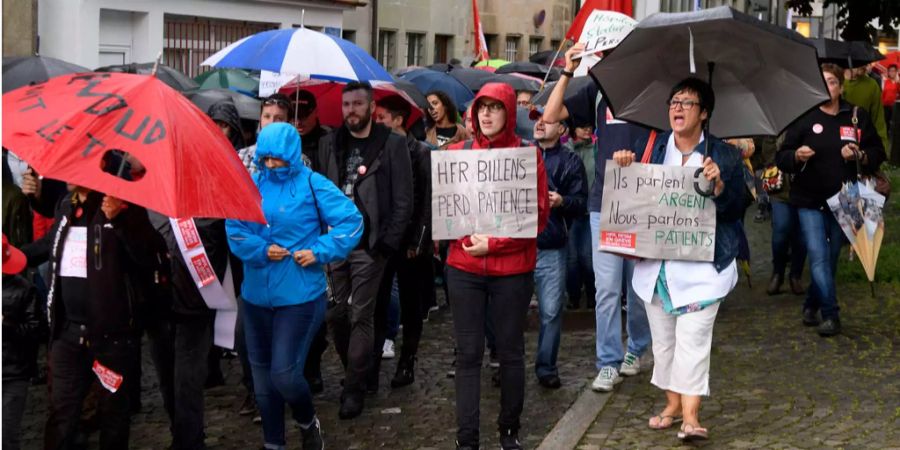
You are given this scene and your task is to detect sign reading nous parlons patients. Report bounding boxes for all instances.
[431,147,538,240]
[599,160,717,262]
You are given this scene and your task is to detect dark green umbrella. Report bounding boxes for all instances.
[183,88,261,121]
[194,69,260,95]
[2,56,89,93]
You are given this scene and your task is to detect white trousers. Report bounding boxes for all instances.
[645,295,720,396]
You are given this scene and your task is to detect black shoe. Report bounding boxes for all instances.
[817,317,841,337]
[338,392,364,420]
[308,376,324,394]
[499,428,522,450]
[766,273,783,295]
[300,417,324,450]
[455,441,479,450]
[391,356,416,388]
[802,308,820,327]
[537,374,562,389]
[239,393,257,416]
[789,277,805,295]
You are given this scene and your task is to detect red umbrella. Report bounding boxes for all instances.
[278,78,424,129]
[2,72,264,223]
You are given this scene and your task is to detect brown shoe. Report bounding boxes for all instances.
[766,274,783,295]
[789,277,805,295]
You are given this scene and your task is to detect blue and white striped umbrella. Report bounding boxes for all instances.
[202,28,392,83]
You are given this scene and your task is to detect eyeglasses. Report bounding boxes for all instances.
[667,99,699,110]
[477,102,505,114]
[262,98,290,108]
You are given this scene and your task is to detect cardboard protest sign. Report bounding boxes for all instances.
[432,147,538,240]
[599,160,716,261]
[574,10,637,58]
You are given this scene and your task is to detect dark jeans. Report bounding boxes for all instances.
[244,298,325,447]
[44,324,139,450]
[771,200,807,279]
[447,267,532,446]
[797,207,845,320]
[3,378,29,450]
[147,313,214,450]
[566,214,595,304]
[326,249,387,396]
[236,297,254,395]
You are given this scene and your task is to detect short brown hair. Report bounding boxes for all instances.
[821,63,844,85]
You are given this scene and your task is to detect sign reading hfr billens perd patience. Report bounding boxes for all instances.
[431,147,539,240]
[599,160,717,262]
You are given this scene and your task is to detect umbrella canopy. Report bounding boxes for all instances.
[494,74,541,93]
[2,56,89,93]
[425,63,460,73]
[194,68,260,95]
[392,65,424,77]
[2,72,264,223]
[202,27,392,83]
[529,50,566,67]
[590,6,830,138]
[874,50,899,73]
[390,78,430,112]
[278,78,424,129]
[183,88,262,121]
[447,67,496,92]
[473,65,497,73]
[531,76,596,107]
[474,59,510,69]
[398,69,473,112]
[96,62,199,92]
[809,38,883,69]
[496,61,560,81]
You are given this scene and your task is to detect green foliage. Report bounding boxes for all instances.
[786,0,900,43]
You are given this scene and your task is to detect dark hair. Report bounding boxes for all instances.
[343,81,374,102]
[261,93,292,119]
[377,95,412,126]
[889,64,898,70]
[820,63,844,85]
[424,90,460,126]
[668,77,715,120]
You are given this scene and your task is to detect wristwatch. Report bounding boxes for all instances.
[561,70,575,78]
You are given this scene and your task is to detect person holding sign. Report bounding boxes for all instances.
[445,82,549,450]
[612,78,745,442]
[226,123,363,450]
[775,64,885,337]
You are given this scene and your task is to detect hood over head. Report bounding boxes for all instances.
[207,100,245,150]
[472,82,520,148]
[254,122,305,181]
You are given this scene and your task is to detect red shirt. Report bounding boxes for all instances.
[882,78,899,106]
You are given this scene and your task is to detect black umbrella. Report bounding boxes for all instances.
[391,78,430,112]
[96,62,199,92]
[496,61,560,81]
[183,88,261,121]
[809,38,883,68]
[447,68,496,92]
[493,74,541,93]
[531,76,596,107]
[529,50,558,65]
[426,63,460,73]
[2,56,89,93]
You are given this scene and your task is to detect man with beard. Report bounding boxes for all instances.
[317,82,413,419]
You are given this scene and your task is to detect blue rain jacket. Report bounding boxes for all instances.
[226,123,363,307]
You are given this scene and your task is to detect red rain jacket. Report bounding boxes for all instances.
[446,82,549,276]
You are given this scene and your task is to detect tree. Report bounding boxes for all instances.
[786,0,900,43]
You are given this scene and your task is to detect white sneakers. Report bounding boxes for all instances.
[591,366,623,392]
[382,339,395,359]
[619,352,641,376]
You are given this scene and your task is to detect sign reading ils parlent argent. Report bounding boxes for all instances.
[598,160,717,262]
[432,147,538,240]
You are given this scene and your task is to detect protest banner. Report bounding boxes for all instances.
[598,160,716,261]
[432,147,538,240]
[574,10,637,58]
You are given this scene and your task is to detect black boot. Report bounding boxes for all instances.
[338,391,364,420]
[391,356,416,388]
[766,273,783,295]
[499,428,522,450]
[817,317,841,337]
[802,308,820,327]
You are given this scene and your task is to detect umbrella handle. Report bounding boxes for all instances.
[693,168,716,197]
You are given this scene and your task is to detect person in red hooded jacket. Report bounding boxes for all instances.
[446,82,549,450]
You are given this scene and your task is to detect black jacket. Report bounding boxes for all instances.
[537,142,588,249]
[2,274,45,381]
[24,192,164,340]
[208,100,246,151]
[303,123,331,172]
[318,123,413,254]
[148,213,229,316]
[402,132,432,254]
[776,100,886,210]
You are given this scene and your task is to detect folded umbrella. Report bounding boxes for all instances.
[193,68,260,95]
[398,69,473,113]
[3,56,89,93]
[184,88,262,121]
[827,181,885,292]
[2,72,264,223]
[278,78,424,129]
[96,62,199,92]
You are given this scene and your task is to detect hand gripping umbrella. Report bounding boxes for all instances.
[590,7,830,182]
[2,72,265,223]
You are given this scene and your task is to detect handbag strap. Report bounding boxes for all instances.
[852,106,863,179]
[640,130,658,164]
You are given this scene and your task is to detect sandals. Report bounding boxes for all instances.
[677,423,709,441]
[647,414,682,430]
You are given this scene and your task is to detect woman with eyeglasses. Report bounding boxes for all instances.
[425,91,469,149]
[612,78,746,442]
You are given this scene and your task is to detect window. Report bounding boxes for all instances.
[484,34,498,59]
[406,32,425,66]
[378,30,397,72]
[505,35,520,61]
[342,29,356,43]
[550,39,561,52]
[434,34,452,63]
[529,37,542,56]
[163,14,277,78]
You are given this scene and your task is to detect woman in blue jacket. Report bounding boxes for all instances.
[227,123,362,450]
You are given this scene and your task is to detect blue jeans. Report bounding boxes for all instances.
[590,212,652,369]
[797,208,844,320]
[771,200,806,279]
[243,297,326,448]
[534,248,567,378]
[566,215,594,303]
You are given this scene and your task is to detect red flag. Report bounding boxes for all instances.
[566,0,634,41]
[472,0,490,61]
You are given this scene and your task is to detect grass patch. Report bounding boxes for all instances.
[835,165,900,283]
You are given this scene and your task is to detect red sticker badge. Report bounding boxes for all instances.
[601,231,636,250]
[177,219,202,250]
[839,126,858,142]
[190,254,216,287]
[92,360,124,393]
